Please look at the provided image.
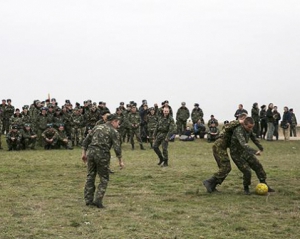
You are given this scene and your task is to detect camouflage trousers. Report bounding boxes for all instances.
[37,128,46,147]
[71,127,83,146]
[22,138,36,149]
[6,139,21,150]
[84,150,110,205]
[230,149,267,187]
[129,127,143,145]
[212,139,231,185]
[176,120,187,135]
[153,133,169,161]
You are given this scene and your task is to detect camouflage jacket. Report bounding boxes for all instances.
[128,112,141,128]
[10,114,24,128]
[291,113,297,126]
[251,107,260,122]
[20,128,37,139]
[230,125,263,155]
[4,105,15,119]
[82,122,122,159]
[6,130,22,142]
[71,114,85,128]
[85,110,101,127]
[42,128,59,139]
[191,108,204,123]
[57,130,68,141]
[21,112,32,125]
[36,113,50,130]
[153,115,176,139]
[146,114,158,131]
[176,107,190,122]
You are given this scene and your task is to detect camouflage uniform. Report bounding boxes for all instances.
[153,114,176,166]
[3,104,15,133]
[6,128,22,150]
[71,111,85,146]
[21,111,32,125]
[0,103,7,134]
[9,113,24,129]
[0,117,2,149]
[176,106,190,135]
[62,109,73,139]
[251,104,260,137]
[207,125,219,142]
[36,112,50,146]
[191,107,204,124]
[230,125,266,188]
[20,126,37,149]
[121,109,131,143]
[290,111,297,137]
[85,109,101,128]
[146,112,158,148]
[128,111,145,149]
[42,127,59,149]
[82,122,122,206]
[56,126,73,149]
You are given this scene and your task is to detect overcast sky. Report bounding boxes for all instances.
[1,0,299,121]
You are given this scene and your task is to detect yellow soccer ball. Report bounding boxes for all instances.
[255,183,268,195]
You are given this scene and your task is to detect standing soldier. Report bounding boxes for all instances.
[36,107,50,146]
[62,105,72,139]
[71,108,85,146]
[85,104,101,129]
[128,105,145,150]
[121,104,131,143]
[1,99,7,134]
[6,125,22,151]
[81,114,124,208]
[176,102,190,136]
[3,99,15,134]
[0,109,3,149]
[153,107,176,166]
[20,123,37,150]
[146,107,158,148]
[46,104,55,124]
[30,100,42,133]
[251,102,260,138]
[191,103,204,124]
[21,105,31,125]
[289,109,297,137]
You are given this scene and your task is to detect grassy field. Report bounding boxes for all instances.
[0,138,299,239]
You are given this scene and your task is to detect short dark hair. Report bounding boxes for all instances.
[244,117,254,125]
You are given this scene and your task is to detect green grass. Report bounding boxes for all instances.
[0,138,299,239]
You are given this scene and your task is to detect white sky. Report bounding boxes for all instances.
[1,0,299,122]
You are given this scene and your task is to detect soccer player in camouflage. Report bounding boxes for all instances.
[20,123,37,150]
[230,117,275,194]
[42,124,59,149]
[153,107,176,166]
[128,105,145,150]
[6,125,22,151]
[203,114,246,193]
[82,114,124,208]
[176,102,190,136]
[191,103,204,124]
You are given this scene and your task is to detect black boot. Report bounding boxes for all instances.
[131,144,134,150]
[203,177,217,193]
[260,181,275,192]
[244,185,250,195]
[157,156,164,165]
[140,144,145,150]
[162,158,168,167]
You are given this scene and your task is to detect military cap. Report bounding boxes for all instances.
[48,104,54,108]
[165,100,169,104]
[224,120,229,124]
[261,105,266,109]
[2,99,6,102]
[76,102,80,107]
[22,105,29,110]
[181,102,186,106]
[211,115,214,117]
[149,107,155,111]
[120,102,124,105]
[51,98,56,101]
[7,99,11,102]
[45,99,50,103]
[24,123,31,127]
[126,104,131,107]
[289,108,293,112]
[107,114,119,121]
[56,108,61,111]
[46,123,53,128]
[142,99,147,104]
[129,101,135,105]
[65,99,71,104]
[41,107,48,111]
[131,103,137,107]
[15,108,20,111]
[194,103,199,107]
[12,125,18,129]
[99,101,103,104]
[59,123,64,127]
